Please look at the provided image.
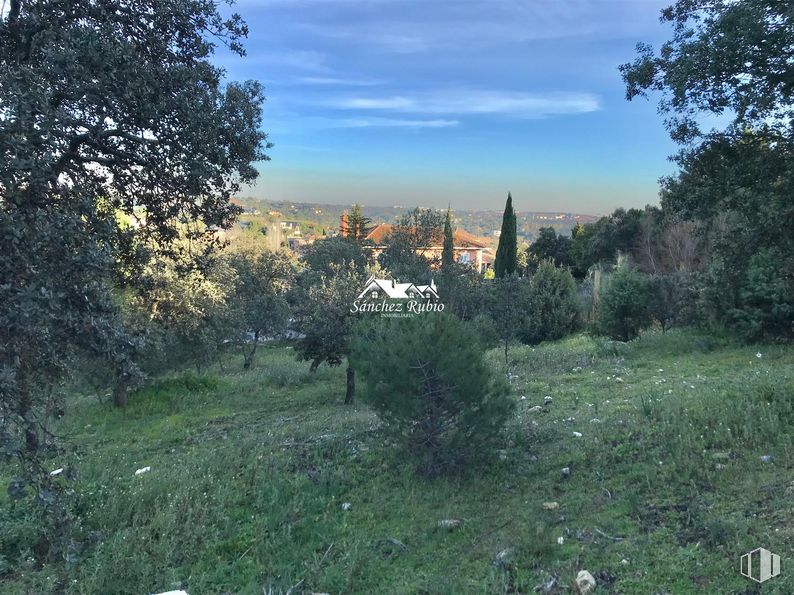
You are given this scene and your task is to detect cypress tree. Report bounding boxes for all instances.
[494,193,517,278]
[442,207,455,270]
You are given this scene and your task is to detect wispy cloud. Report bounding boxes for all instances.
[329,90,601,118]
[297,76,384,86]
[337,117,459,129]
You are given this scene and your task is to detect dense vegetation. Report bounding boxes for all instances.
[2,0,793,592]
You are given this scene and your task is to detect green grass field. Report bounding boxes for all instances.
[2,330,793,594]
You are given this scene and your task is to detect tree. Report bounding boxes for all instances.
[521,260,579,344]
[226,248,296,370]
[621,0,794,338]
[620,0,794,145]
[378,208,444,283]
[527,227,572,272]
[442,207,455,271]
[294,264,365,404]
[341,204,373,241]
[489,274,530,366]
[494,193,517,278]
[350,315,513,476]
[597,264,652,341]
[0,0,266,554]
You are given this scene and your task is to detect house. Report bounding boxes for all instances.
[365,223,493,273]
[357,276,440,300]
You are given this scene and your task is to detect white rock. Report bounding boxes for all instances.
[134,466,151,476]
[760,455,772,462]
[529,405,542,413]
[572,432,583,438]
[520,395,526,400]
[544,396,553,405]
[438,519,462,530]
[49,468,64,476]
[542,502,559,510]
[620,558,629,565]
[561,467,571,478]
[152,591,189,595]
[574,570,596,594]
[556,536,564,545]
[341,502,352,511]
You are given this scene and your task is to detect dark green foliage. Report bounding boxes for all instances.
[647,272,704,331]
[442,208,455,271]
[730,249,794,341]
[622,1,794,340]
[350,315,513,476]
[597,265,652,341]
[527,227,572,273]
[438,264,490,320]
[378,208,444,283]
[341,204,373,241]
[488,274,531,364]
[521,260,579,344]
[299,235,370,279]
[294,264,365,403]
[620,0,794,144]
[226,248,296,369]
[494,193,517,278]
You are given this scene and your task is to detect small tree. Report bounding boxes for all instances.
[489,274,530,366]
[442,207,455,271]
[521,260,579,344]
[294,264,363,403]
[597,264,652,341]
[494,193,517,278]
[226,248,295,369]
[351,315,513,476]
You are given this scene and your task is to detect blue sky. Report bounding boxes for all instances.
[216,0,676,215]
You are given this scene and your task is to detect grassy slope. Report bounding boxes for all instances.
[2,331,793,594]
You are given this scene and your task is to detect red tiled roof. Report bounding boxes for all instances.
[366,223,490,248]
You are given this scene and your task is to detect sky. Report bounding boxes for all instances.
[216,0,677,215]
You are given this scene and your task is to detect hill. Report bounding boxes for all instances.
[233,198,599,242]
[2,330,792,593]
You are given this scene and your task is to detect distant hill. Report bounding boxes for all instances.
[233,198,599,243]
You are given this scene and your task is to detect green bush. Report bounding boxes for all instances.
[520,259,579,344]
[648,271,704,331]
[730,249,794,341]
[597,265,652,341]
[350,315,513,476]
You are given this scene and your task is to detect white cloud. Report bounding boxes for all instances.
[297,76,384,86]
[329,90,601,118]
[337,117,459,128]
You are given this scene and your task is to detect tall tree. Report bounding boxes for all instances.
[341,204,373,241]
[0,0,267,499]
[493,193,517,278]
[442,207,455,271]
[621,0,794,337]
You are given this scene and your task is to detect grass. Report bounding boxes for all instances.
[2,330,793,594]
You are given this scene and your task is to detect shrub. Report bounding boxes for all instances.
[730,249,794,341]
[350,315,513,476]
[648,271,704,331]
[597,264,652,341]
[520,260,579,344]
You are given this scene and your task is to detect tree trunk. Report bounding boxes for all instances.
[345,365,355,404]
[113,381,128,408]
[17,379,39,452]
[243,332,259,370]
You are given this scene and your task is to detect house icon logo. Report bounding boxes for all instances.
[740,547,781,583]
[350,276,444,317]
[357,276,440,301]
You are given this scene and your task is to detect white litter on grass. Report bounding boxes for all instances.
[341,502,352,511]
[134,466,151,476]
[152,591,189,595]
[49,468,64,476]
[756,352,763,358]
[572,432,583,438]
[557,536,564,545]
